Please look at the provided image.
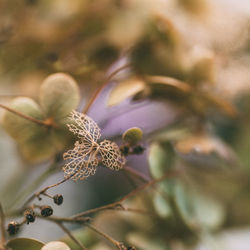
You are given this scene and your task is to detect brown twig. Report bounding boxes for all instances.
[19,174,74,212]
[71,170,177,219]
[124,166,170,201]
[0,103,54,128]
[86,223,125,250]
[82,63,131,114]
[55,222,88,250]
[0,203,6,249]
[38,214,91,224]
[121,169,138,189]
[123,166,150,183]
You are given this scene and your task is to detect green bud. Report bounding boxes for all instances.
[2,97,44,143]
[39,73,80,120]
[122,127,143,146]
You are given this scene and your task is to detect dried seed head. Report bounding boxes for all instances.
[53,194,64,206]
[41,205,53,217]
[24,209,36,224]
[7,221,20,235]
[132,145,145,155]
[63,111,126,181]
[120,145,130,156]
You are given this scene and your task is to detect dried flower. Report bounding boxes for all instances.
[7,221,20,235]
[24,208,36,224]
[63,111,126,181]
[41,206,53,217]
[53,194,64,205]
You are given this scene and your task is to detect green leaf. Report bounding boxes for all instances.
[6,238,44,250]
[173,182,225,230]
[39,73,80,120]
[41,241,70,250]
[2,97,44,143]
[122,127,143,146]
[148,143,175,179]
[107,78,145,106]
[153,192,172,218]
[191,191,225,229]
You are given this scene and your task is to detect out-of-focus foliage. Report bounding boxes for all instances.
[1,0,250,249]
[6,238,44,250]
[2,73,79,162]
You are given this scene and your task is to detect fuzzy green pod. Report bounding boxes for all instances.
[2,97,45,143]
[39,73,80,121]
[122,127,143,146]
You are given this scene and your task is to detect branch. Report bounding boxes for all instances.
[7,161,59,211]
[20,175,72,211]
[71,170,177,219]
[123,166,150,183]
[0,103,55,128]
[0,203,6,249]
[82,63,131,114]
[86,223,125,250]
[55,222,88,250]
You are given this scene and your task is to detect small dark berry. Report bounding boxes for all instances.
[132,145,145,154]
[7,221,20,235]
[24,209,36,224]
[53,194,63,205]
[41,205,53,217]
[120,145,130,156]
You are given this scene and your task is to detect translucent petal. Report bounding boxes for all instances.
[99,140,126,170]
[68,110,101,142]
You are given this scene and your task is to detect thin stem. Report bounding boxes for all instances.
[19,174,74,212]
[82,63,131,114]
[123,166,150,183]
[116,206,157,217]
[38,214,91,224]
[55,222,87,250]
[0,103,54,128]
[0,203,6,249]
[86,223,124,250]
[121,169,138,189]
[72,170,177,219]
[7,162,59,211]
[123,166,169,201]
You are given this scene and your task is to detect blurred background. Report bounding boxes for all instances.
[1,0,250,249]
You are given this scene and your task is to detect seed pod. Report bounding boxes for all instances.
[122,127,143,146]
[39,73,80,121]
[120,145,130,156]
[53,194,64,206]
[24,209,36,224]
[7,221,20,235]
[132,145,145,155]
[41,206,53,217]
